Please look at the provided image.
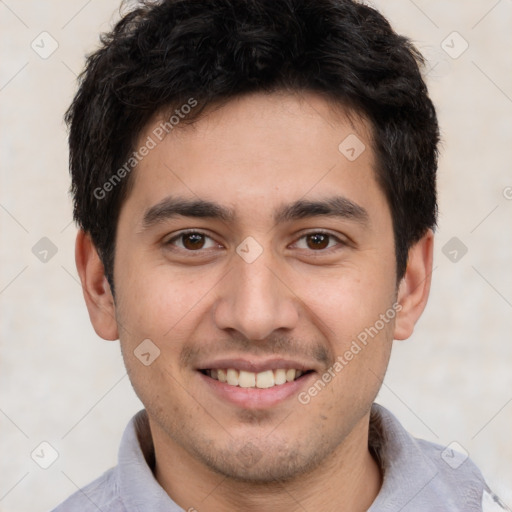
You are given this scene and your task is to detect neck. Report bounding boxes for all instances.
[151,413,382,512]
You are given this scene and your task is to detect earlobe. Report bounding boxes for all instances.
[75,230,119,341]
[394,229,434,341]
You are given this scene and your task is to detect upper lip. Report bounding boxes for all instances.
[197,358,317,374]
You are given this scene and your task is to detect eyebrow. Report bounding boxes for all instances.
[141,195,369,229]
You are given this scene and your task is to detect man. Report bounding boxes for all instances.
[54,0,507,510]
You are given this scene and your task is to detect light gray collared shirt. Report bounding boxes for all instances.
[52,403,508,511]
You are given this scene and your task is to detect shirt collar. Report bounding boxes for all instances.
[117,410,180,511]
[367,403,440,511]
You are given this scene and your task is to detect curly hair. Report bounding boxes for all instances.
[65,0,439,289]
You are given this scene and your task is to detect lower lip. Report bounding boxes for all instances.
[199,371,315,409]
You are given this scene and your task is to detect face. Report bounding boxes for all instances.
[112,92,399,482]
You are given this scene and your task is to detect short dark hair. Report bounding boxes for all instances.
[66,0,439,289]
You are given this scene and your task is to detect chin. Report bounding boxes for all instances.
[195,440,326,484]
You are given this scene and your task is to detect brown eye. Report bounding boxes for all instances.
[181,233,206,250]
[293,231,345,252]
[306,233,330,250]
[166,231,217,251]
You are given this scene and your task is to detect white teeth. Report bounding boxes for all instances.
[286,369,296,382]
[227,368,239,386]
[256,370,274,389]
[207,368,307,388]
[274,368,287,385]
[238,370,256,388]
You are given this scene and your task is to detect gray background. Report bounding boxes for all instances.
[1,0,511,510]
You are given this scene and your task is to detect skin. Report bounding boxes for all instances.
[76,91,433,512]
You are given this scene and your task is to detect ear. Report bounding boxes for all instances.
[75,230,119,341]
[394,229,434,340]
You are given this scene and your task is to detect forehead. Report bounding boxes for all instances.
[122,91,388,227]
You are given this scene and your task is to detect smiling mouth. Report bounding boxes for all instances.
[200,368,313,389]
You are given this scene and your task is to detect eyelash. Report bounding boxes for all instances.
[164,229,347,254]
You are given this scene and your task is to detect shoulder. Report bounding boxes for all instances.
[51,467,125,512]
[415,438,510,511]
[415,438,488,500]
[369,404,508,511]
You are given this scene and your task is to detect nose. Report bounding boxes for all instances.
[213,248,300,341]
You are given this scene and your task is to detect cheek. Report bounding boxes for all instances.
[115,262,214,340]
[292,263,396,345]
[114,270,199,409]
